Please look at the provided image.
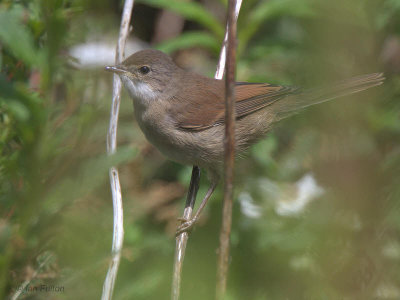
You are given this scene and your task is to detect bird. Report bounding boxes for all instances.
[105,49,384,234]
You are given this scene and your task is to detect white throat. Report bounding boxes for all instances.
[120,75,158,104]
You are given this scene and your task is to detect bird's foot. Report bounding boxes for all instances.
[175,217,197,236]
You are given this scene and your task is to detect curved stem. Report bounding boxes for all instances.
[102,1,135,299]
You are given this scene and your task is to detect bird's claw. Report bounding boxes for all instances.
[175,217,197,236]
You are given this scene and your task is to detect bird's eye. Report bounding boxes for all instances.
[139,66,150,75]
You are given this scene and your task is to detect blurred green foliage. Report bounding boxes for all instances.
[1,0,400,299]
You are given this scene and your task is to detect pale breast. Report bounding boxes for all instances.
[134,100,221,167]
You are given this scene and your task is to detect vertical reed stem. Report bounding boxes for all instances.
[171,2,242,299]
[171,166,201,300]
[216,0,239,298]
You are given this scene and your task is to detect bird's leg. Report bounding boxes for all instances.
[176,181,218,235]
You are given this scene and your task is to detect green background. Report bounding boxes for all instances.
[1,0,399,299]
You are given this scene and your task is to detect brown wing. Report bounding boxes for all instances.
[234,82,299,120]
[173,80,299,131]
[172,73,384,131]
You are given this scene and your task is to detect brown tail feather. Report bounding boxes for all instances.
[274,73,385,119]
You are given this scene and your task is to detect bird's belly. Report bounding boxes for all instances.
[136,108,221,168]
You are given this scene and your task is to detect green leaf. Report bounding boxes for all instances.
[137,0,224,37]
[156,31,220,53]
[239,0,315,50]
[4,101,30,122]
[250,0,315,22]
[0,73,44,114]
[0,8,43,67]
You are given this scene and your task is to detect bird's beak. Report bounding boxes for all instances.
[105,65,128,74]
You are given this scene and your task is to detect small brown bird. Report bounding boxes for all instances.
[106,49,384,233]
